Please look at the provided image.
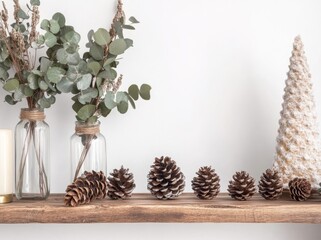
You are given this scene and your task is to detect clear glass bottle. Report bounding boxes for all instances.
[70,121,106,181]
[15,108,50,200]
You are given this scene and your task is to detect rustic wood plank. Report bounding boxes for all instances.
[0,193,321,223]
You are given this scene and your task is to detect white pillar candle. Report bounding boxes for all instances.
[0,129,13,203]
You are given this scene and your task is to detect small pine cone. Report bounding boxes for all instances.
[258,169,283,200]
[289,177,311,201]
[84,171,108,199]
[147,156,185,200]
[191,166,220,200]
[107,166,136,200]
[228,171,256,201]
[64,177,94,207]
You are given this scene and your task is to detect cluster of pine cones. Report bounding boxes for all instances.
[227,169,312,201]
[65,166,136,207]
[64,156,314,206]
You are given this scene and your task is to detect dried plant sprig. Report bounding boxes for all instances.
[29,5,39,43]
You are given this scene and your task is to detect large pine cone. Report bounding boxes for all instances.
[289,177,311,201]
[107,166,136,200]
[64,177,94,207]
[191,166,220,199]
[258,169,283,200]
[228,171,256,201]
[147,156,185,200]
[84,170,108,199]
[64,171,107,207]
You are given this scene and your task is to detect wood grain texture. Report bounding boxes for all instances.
[0,193,321,224]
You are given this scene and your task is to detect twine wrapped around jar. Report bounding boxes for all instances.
[20,109,45,121]
[75,124,100,135]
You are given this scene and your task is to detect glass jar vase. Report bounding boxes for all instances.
[70,121,106,181]
[15,108,50,200]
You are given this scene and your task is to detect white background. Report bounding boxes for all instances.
[1,0,321,239]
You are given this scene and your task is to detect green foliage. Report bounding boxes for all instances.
[0,1,151,123]
[0,1,83,110]
[71,13,151,123]
[93,28,111,46]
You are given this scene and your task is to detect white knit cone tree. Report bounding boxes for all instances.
[273,35,321,189]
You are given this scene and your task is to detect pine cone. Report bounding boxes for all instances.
[107,166,136,200]
[228,171,256,201]
[84,170,108,199]
[258,169,283,200]
[289,177,311,201]
[64,177,94,207]
[64,170,107,207]
[191,166,220,199]
[147,156,185,200]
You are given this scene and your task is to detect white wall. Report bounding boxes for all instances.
[1,0,321,239]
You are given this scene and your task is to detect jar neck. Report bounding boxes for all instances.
[75,121,100,135]
[20,108,45,121]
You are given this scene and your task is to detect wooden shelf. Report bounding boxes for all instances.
[0,193,321,223]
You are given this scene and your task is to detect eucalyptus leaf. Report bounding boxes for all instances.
[44,32,57,47]
[40,57,51,72]
[109,39,127,55]
[125,38,134,48]
[39,81,48,90]
[49,19,60,34]
[117,101,128,114]
[22,85,34,97]
[128,84,139,100]
[30,0,40,6]
[103,57,116,67]
[38,98,51,108]
[77,104,96,121]
[122,25,135,30]
[89,43,104,61]
[93,28,111,46]
[56,48,68,64]
[0,46,8,62]
[3,78,19,92]
[104,91,117,110]
[99,102,111,117]
[87,61,101,76]
[0,67,9,81]
[114,21,123,38]
[87,116,98,124]
[72,101,83,113]
[52,12,66,27]
[5,95,16,105]
[57,48,80,65]
[40,20,50,31]
[13,86,24,101]
[116,91,128,103]
[103,67,117,80]
[56,78,74,93]
[27,73,39,90]
[139,84,151,100]
[18,9,29,19]
[48,95,56,104]
[96,77,102,88]
[127,94,136,109]
[87,29,94,41]
[76,74,92,90]
[63,30,81,44]
[46,67,66,84]
[37,35,45,45]
[129,16,140,23]
[78,88,98,104]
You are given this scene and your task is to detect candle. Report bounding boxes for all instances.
[0,129,13,203]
